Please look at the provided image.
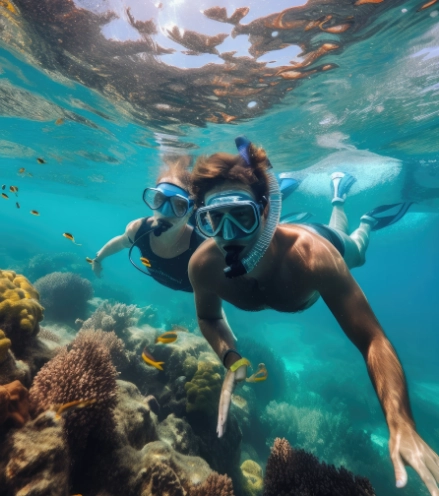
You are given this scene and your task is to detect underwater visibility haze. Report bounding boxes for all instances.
[0,0,439,494]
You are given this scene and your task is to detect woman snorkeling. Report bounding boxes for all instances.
[91,155,205,292]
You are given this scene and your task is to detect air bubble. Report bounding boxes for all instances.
[247,101,257,108]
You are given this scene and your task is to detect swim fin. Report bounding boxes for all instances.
[280,212,313,224]
[331,172,357,204]
[361,202,413,231]
[277,174,300,201]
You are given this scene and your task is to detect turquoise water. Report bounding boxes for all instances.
[1,0,439,494]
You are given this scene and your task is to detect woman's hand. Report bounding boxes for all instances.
[217,363,247,438]
[390,422,439,494]
[91,259,103,278]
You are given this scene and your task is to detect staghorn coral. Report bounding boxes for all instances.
[185,359,222,416]
[29,331,117,454]
[0,329,12,363]
[0,269,44,357]
[189,472,235,496]
[0,380,29,427]
[81,300,139,338]
[263,438,376,496]
[3,410,70,496]
[241,460,263,496]
[34,271,93,324]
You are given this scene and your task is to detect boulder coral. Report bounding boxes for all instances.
[241,460,263,496]
[185,359,222,416]
[29,330,117,454]
[0,269,43,357]
[0,329,12,363]
[263,438,376,496]
[0,380,30,427]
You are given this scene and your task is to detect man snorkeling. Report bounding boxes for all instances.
[188,136,439,495]
[92,155,205,292]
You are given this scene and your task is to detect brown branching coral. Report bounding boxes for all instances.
[263,438,376,496]
[0,269,43,357]
[0,380,29,427]
[29,331,117,453]
[190,472,235,496]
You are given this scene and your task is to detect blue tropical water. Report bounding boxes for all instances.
[0,0,438,494]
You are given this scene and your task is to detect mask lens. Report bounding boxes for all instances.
[229,205,257,230]
[170,196,189,217]
[144,189,167,210]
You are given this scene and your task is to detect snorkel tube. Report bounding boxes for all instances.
[224,137,282,278]
[128,219,172,276]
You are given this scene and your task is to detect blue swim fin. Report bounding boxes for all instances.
[280,212,313,224]
[277,175,300,201]
[331,172,357,204]
[361,202,413,231]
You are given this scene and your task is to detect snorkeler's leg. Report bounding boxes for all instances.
[345,220,373,268]
[328,172,357,234]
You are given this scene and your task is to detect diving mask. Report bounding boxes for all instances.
[143,182,193,218]
[196,191,264,240]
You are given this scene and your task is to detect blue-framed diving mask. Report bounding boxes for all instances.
[196,191,265,240]
[143,182,193,218]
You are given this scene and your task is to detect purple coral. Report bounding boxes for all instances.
[34,272,93,324]
[263,438,375,496]
[29,331,117,453]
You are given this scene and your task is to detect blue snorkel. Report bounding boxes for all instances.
[223,137,282,278]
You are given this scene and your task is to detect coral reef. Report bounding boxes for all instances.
[157,413,199,456]
[263,438,376,496]
[0,329,12,362]
[241,460,263,496]
[190,472,235,496]
[34,271,93,324]
[24,251,90,282]
[185,359,222,416]
[0,380,29,428]
[81,300,139,338]
[29,330,117,454]
[2,411,70,496]
[0,269,44,357]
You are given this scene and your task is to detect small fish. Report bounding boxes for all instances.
[30,210,40,216]
[1,185,4,190]
[16,202,20,209]
[18,168,25,174]
[156,331,178,344]
[140,256,151,268]
[63,233,82,245]
[55,118,65,125]
[85,257,93,264]
[246,363,268,383]
[1,193,9,199]
[141,346,164,371]
[37,158,46,164]
[55,398,97,420]
[9,185,18,195]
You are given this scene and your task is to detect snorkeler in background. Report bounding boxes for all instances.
[91,155,205,292]
[188,136,439,495]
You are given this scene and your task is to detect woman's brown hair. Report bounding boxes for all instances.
[156,155,193,190]
[191,143,270,207]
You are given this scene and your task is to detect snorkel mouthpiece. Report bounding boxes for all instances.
[223,136,282,278]
[154,219,172,236]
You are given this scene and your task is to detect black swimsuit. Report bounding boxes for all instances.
[132,217,205,292]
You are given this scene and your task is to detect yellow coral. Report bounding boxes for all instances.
[184,359,222,416]
[0,270,43,356]
[0,329,11,363]
[241,460,263,496]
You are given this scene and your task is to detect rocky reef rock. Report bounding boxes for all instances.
[157,413,199,456]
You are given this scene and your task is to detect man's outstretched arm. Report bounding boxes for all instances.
[317,257,439,495]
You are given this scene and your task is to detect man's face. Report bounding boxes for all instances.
[203,181,263,255]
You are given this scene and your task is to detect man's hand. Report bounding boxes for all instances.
[217,364,247,438]
[91,259,103,278]
[390,423,439,495]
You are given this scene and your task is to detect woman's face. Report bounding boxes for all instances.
[152,175,192,228]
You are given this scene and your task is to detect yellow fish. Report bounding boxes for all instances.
[55,398,97,420]
[30,210,40,216]
[85,257,93,264]
[140,257,151,268]
[9,185,18,195]
[18,168,25,174]
[141,346,164,371]
[63,232,82,245]
[1,193,9,199]
[55,118,65,125]
[156,331,178,344]
[37,157,46,164]
[246,363,268,383]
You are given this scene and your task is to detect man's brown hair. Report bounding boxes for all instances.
[191,143,270,207]
[156,154,193,190]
